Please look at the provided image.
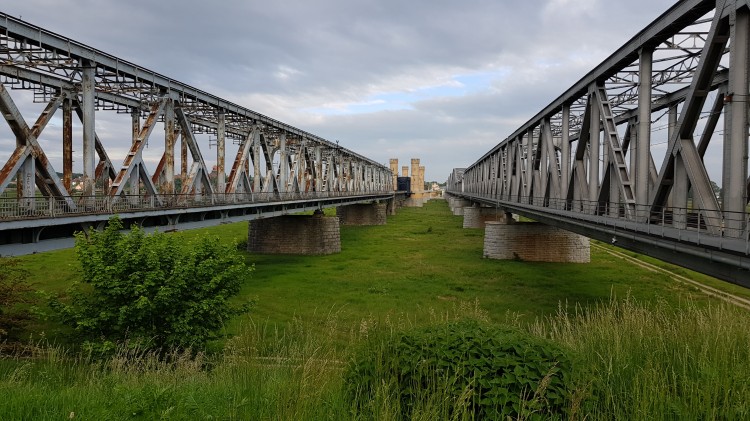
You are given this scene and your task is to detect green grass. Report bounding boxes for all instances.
[11,200,742,344]
[3,199,750,419]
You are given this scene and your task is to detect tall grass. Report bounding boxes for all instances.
[3,298,749,419]
[5,200,750,418]
[527,297,750,420]
[0,300,490,420]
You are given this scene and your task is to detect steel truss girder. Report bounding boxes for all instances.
[450,0,750,286]
[0,13,394,211]
[0,13,387,174]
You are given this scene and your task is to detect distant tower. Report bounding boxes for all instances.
[411,159,420,193]
[389,158,399,191]
[419,166,426,192]
[402,166,409,177]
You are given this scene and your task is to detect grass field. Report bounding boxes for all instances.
[13,199,736,344]
[2,199,750,419]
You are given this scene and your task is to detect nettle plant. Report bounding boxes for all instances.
[346,320,575,420]
[53,217,253,353]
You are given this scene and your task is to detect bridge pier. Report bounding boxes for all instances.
[483,221,590,263]
[449,198,471,215]
[337,202,387,226]
[385,198,397,216]
[247,211,340,255]
[463,206,511,229]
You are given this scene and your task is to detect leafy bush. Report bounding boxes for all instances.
[53,217,253,352]
[345,320,575,420]
[0,259,33,340]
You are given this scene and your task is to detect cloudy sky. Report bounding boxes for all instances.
[2,0,677,183]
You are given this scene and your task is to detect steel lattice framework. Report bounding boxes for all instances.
[0,12,393,247]
[448,0,750,286]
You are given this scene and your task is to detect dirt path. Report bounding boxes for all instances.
[592,243,750,311]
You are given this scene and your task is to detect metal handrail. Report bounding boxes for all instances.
[0,190,394,222]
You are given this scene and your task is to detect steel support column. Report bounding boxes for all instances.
[62,97,72,192]
[81,61,96,196]
[561,104,571,200]
[279,132,288,192]
[589,87,601,211]
[637,47,653,209]
[163,97,176,194]
[217,112,226,194]
[723,6,750,236]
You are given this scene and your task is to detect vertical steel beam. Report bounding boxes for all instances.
[673,152,688,229]
[62,97,73,192]
[668,105,678,146]
[279,132,288,192]
[723,7,750,236]
[589,87,601,210]
[628,118,638,215]
[637,47,653,207]
[180,131,187,181]
[315,146,322,192]
[81,60,96,196]
[130,109,140,196]
[163,97,175,194]
[253,130,261,192]
[561,104,570,200]
[217,112,226,193]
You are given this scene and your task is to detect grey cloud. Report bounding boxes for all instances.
[2,0,679,181]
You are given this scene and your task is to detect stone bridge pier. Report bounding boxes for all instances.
[247,211,341,255]
[337,202,387,226]
[448,197,471,215]
[483,220,590,263]
[462,205,511,229]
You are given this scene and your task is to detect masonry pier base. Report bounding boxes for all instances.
[483,221,590,263]
[248,212,341,255]
[337,203,387,226]
[448,198,471,215]
[462,206,511,229]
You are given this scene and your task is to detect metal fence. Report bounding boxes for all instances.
[0,190,393,221]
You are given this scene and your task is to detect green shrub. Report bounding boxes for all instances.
[53,217,253,353]
[345,320,575,420]
[0,259,33,341]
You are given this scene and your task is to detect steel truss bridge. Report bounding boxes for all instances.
[448,0,750,287]
[0,13,394,255]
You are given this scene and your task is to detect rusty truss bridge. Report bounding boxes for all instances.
[447,0,750,287]
[0,13,394,255]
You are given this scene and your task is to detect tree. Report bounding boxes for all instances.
[54,217,252,352]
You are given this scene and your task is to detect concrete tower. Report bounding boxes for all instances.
[389,158,399,191]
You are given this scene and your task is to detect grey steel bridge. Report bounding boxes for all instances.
[447,0,750,287]
[0,12,393,255]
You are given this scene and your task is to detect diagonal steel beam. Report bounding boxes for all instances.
[0,85,74,207]
[109,98,166,197]
[648,2,727,233]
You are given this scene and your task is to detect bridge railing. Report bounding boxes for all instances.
[0,190,394,221]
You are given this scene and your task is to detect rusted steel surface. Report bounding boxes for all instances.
[0,12,393,226]
[63,98,72,191]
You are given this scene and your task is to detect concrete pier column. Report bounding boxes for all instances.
[405,197,424,207]
[452,199,470,215]
[462,206,510,229]
[385,198,397,216]
[483,222,590,263]
[337,203,387,226]
[248,213,340,255]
